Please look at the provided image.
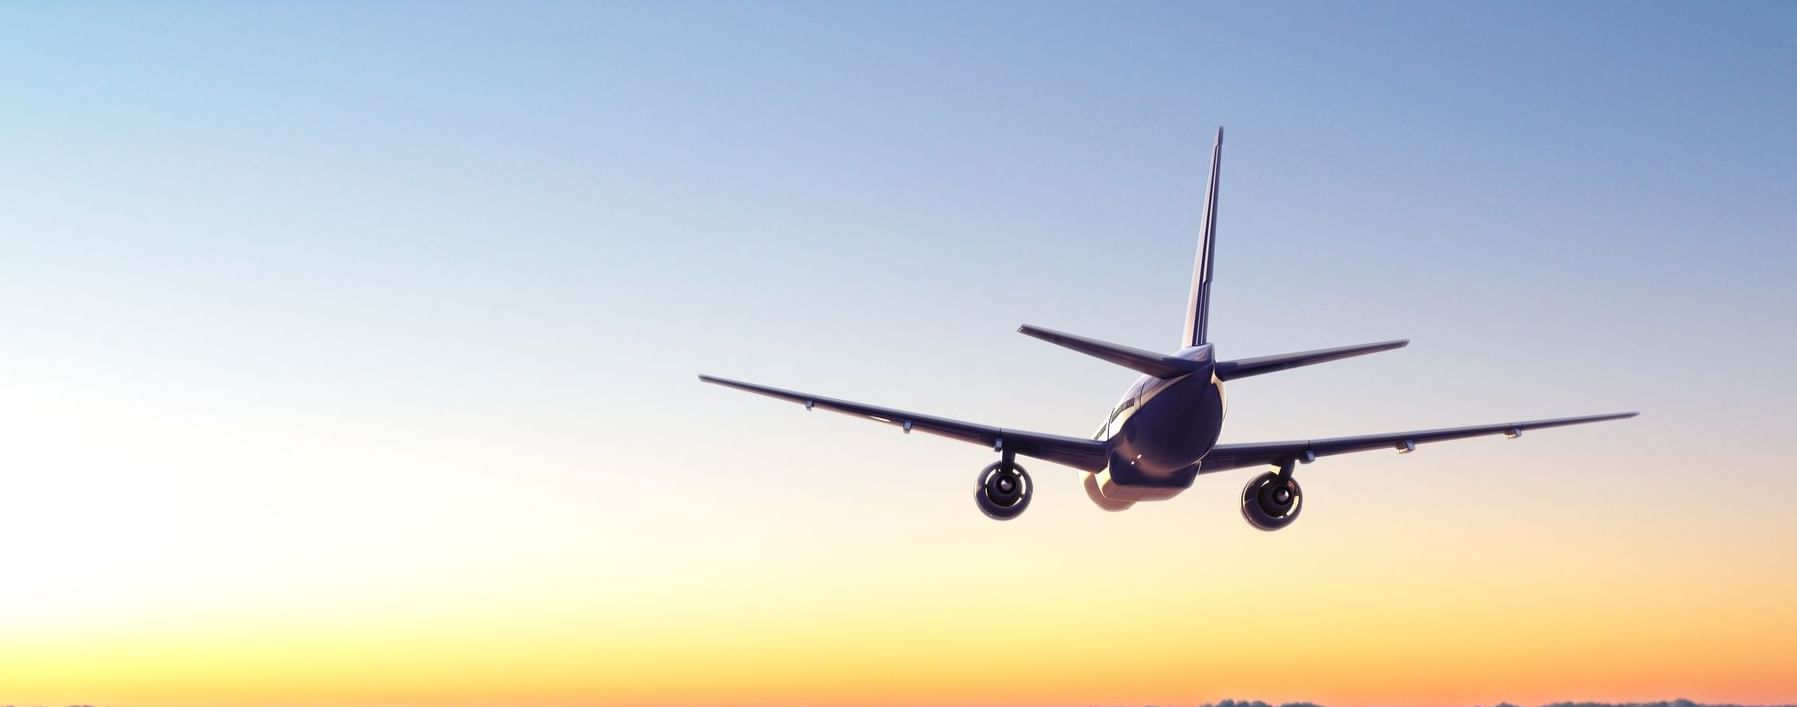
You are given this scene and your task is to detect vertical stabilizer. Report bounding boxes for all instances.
[1182,127,1223,347]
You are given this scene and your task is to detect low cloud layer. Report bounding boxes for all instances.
[1193,698,1782,701]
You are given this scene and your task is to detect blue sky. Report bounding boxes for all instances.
[9,2,1787,441]
[2,3,1795,703]
[3,0,1793,534]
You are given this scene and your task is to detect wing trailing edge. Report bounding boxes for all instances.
[1199,411,1639,473]
[697,374,1110,472]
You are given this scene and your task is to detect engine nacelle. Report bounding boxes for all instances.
[975,461,1032,520]
[1240,471,1302,531]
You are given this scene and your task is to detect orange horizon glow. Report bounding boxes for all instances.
[5,447,1793,707]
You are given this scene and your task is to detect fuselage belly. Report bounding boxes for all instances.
[1092,347,1226,504]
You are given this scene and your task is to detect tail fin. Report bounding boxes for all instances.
[1182,127,1223,348]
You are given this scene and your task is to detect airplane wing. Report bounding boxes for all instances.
[1198,412,1638,474]
[698,375,1110,472]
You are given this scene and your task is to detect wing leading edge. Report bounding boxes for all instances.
[698,375,1110,472]
[1199,411,1638,474]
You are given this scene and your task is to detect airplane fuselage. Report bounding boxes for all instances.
[700,127,1636,527]
[1092,344,1226,502]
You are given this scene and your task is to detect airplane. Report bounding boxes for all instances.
[699,128,1636,530]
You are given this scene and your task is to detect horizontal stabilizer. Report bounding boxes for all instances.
[1018,325,1206,379]
[1214,339,1409,381]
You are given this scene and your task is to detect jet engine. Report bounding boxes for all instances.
[975,460,1032,520]
[1240,471,1302,531]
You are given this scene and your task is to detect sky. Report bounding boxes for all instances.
[1,1,1795,705]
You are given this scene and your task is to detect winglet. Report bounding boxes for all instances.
[1183,127,1224,348]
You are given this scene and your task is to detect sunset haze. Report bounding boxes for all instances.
[2,2,1794,705]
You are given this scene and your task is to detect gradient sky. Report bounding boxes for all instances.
[3,2,1795,706]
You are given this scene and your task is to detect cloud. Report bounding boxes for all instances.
[1195,701,1784,707]
[1202,701,1323,707]
[1539,702,1779,707]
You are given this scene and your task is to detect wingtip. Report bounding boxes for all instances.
[1215,126,1224,143]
